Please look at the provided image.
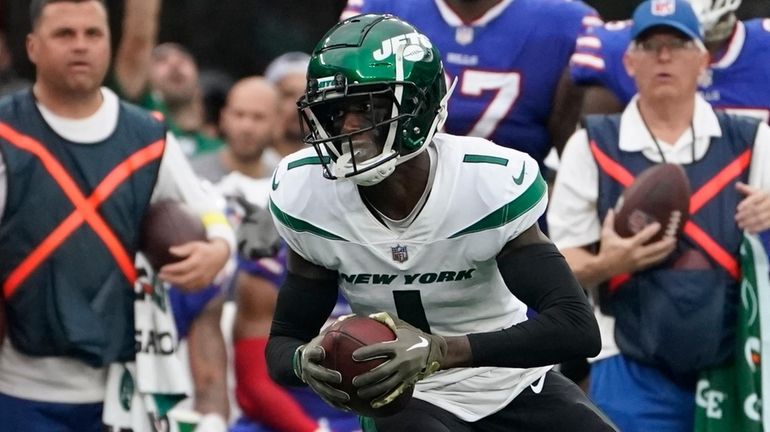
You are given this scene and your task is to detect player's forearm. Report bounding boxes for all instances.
[440,336,473,369]
[265,334,306,387]
[466,297,599,368]
[266,271,339,386]
[468,242,600,368]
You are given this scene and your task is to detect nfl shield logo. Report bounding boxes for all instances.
[391,245,408,263]
[652,0,675,16]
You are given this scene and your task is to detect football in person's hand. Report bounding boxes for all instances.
[139,200,206,270]
[614,163,691,243]
[320,315,413,417]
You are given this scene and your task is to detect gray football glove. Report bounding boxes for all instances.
[293,333,351,410]
[351,312,447,408]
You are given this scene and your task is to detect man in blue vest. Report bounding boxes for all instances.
[0,1,234,431]
[548,1,770,431]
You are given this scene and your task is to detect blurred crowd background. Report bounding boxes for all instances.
[2,0,770,86]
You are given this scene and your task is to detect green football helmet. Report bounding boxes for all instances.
[299,14,449,186]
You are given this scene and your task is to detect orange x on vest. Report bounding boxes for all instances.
[589,141,751,292]
[0,123,165,298]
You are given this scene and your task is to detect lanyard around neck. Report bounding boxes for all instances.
[637,102,697,164]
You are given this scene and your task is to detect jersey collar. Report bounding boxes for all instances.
[434,0,513,27]
[618,94,721,161]
[710,21,745,69]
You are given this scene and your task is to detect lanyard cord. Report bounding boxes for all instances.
[637,102,697,164]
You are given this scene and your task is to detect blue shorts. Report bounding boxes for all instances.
[0,392,102,432]
[589,355,696,432]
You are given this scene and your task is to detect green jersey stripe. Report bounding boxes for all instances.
[288,155,331,170]
[449,173,547,238]
[269,199,347,241]
[462,154,509,166]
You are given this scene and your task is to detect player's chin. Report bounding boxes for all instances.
[64,77,102,95]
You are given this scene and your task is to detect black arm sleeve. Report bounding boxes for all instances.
[467,243,600,368]
[265,271,339,386]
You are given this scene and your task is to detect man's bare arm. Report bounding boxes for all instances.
[113,0,161,101]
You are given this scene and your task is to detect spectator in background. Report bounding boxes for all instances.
[148,42,224,157]
[263,51,311,170]
[191,77,279,183]
[548,1,770,430]
[109,1,231,428]
[205,76,360,431]
[0,1,233,431]
[109,0,223,158]
[199,69,235,138]
[0,30,30,97]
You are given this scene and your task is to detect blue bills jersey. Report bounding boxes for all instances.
[342,0,600,164]
[571,19,770,122]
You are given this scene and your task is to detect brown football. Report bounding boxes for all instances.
[614,164,691,244]
[139,200,207,270]
[320,315,413,417]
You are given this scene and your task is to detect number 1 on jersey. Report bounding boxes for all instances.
[460,69,522,139]
[393,290,432,334]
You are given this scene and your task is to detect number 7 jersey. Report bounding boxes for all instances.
[342,0,600,164]
[269,133,551,421]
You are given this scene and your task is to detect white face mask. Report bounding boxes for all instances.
[687,0,740,41]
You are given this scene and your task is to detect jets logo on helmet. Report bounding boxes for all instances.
[298,14,453,186]
[373,32,433,61]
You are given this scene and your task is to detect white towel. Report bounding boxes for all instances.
[103,254,192,431]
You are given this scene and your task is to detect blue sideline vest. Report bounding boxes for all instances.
[0,90,165,367]
[584,111,759,375]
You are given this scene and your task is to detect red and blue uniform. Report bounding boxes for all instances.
[571,19,770,122]
[343,0,600,166]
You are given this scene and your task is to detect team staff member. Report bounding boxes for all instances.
[549,1,770,430]
[0,1,234,430]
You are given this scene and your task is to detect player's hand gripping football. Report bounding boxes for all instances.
[293,333,351,410]
[352,312,447,408]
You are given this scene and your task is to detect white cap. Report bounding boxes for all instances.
[264,52,311,84]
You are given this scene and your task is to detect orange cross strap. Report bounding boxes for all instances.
[0,122,165,298]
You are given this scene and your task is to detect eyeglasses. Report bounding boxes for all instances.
[633,38,698,54]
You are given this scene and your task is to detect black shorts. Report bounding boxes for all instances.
[368,370,618,432]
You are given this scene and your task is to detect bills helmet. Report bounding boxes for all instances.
[688,0,741,41]
[298,14,449,186]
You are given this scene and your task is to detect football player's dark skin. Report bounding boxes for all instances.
[444,0,503,22]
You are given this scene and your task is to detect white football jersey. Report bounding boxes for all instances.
[269,133,551,421]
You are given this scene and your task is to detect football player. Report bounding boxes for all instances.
[571,0,770,122]
[265,15,616,431]
[341,0,602,165]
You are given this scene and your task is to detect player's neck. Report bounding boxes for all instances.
[32,82,103,119]
[358,151,431,221]
[637,97,694,145]
[443,0,503,22]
